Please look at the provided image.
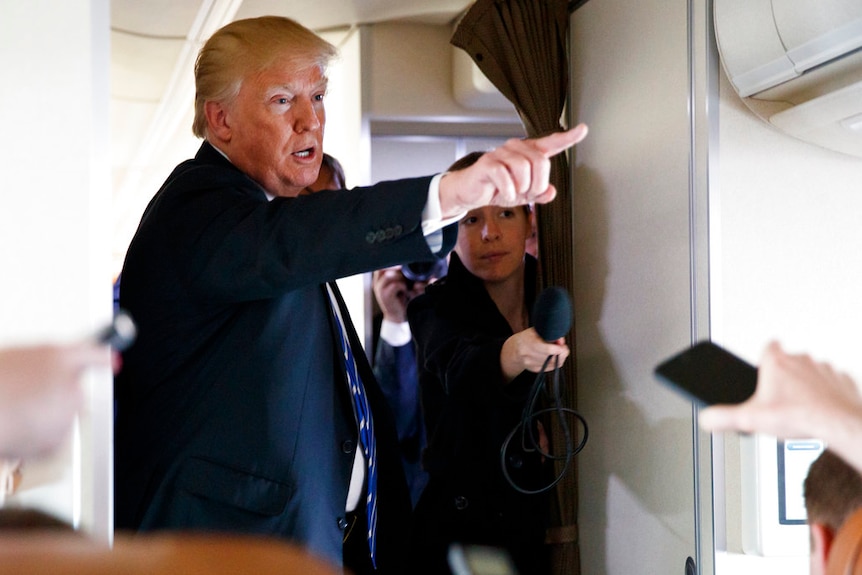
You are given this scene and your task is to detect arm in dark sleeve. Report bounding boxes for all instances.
[407,297,534,408]
[373,338,423,452]
[131,153,453,305]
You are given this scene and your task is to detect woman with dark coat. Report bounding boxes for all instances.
[407,155,571,575]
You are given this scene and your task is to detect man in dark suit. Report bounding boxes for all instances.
[113,15,587,574]
[371,262,446,508]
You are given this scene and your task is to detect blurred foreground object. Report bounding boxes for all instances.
[0,532,339,575]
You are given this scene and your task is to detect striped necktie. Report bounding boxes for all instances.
[329,286,378,568]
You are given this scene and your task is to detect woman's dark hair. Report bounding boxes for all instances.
[447,151,484,172]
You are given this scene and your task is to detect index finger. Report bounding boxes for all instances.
[698,404,740,432]
[533,123,589,158]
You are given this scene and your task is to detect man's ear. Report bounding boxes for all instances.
[204,100,231,143]
[811,522,835,575]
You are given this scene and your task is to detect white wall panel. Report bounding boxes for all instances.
[570,0,710,572]
[0,0,113,540]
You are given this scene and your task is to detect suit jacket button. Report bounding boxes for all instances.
[454,495,469,510]
[375,230,386,242]
[365,231,376,244]
[393,225,402,236]
[341,440,355,454]
[337,517,349,530]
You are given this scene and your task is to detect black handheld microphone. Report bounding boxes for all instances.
[532,287,572,341]
[501,285,587,495]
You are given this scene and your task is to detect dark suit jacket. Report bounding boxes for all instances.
[114,142,456,572]
[406,253,549,575]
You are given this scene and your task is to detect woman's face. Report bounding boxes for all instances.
[454,205,532,285]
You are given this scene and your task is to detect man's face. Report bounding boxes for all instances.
[222,57,327,197]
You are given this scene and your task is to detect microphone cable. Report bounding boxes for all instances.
[500,352,589,495]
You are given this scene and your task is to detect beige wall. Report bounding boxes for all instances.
[363,21,519,126]
[570,0,707,573]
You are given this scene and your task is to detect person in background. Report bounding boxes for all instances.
[699,341,862,476]
[804,449,862,575]
[525,207,538,258]
[113,14,588,575]
[308,148,445,510]
[371,258,446,508]
[313,149,441,509]
[373,151,536,509]
[406,151,570,574]
[306,153,345,194]
[113,275,121,314]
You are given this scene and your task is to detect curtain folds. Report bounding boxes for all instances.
[451,2,580,574]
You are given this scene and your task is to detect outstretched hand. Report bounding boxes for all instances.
[0,343,114,459]
[439,124,589,218]
[500,328,570,383]
[699,341,862,474]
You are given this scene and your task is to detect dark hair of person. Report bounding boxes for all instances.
[804,449,862,532]
[447,150,532,215]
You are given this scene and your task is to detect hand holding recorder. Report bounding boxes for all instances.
[0,312,136,459]
[657,340,862,476]
[698,341,862,475]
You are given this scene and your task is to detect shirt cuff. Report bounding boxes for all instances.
[422,173,465,253]
[379,319,413,347]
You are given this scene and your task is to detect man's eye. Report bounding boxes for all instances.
[461,217,478,225]
[314,93,325,102]
[277,98,288,105]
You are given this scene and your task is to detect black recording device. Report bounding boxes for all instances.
[95,310,138,352]
[500,287,588,495]
[401,258,448,288]
[654,340,758,406]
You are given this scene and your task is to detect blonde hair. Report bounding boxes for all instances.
[192,16,338,139]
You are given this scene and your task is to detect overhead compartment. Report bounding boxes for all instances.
[714,0,862,158]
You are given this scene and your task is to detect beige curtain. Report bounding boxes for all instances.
[451,1,580,574]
